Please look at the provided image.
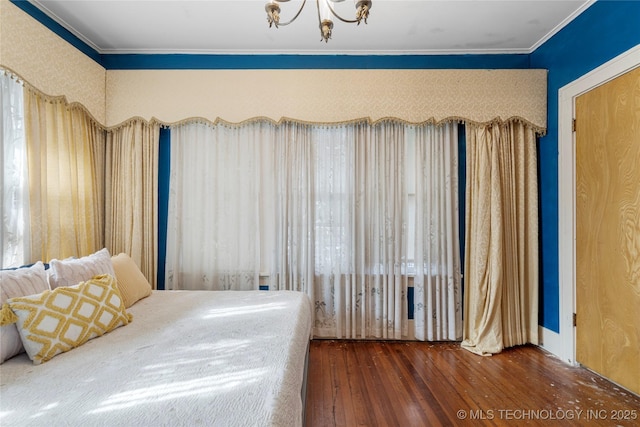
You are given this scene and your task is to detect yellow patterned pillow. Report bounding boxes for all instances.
[7,274,132,364]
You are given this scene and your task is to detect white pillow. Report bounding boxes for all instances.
[0,262,50,363]
[49,248,115,289]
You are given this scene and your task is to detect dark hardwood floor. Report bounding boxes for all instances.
[304,340,640,426]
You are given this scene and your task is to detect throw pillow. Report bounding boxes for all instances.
[7,274,132,364]
[0,262,50,363]
[49,248,115,289]
[111,253,152,308]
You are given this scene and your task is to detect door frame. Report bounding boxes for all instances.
[553,44,640,365]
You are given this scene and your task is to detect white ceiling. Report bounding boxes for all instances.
[29,0,594,55]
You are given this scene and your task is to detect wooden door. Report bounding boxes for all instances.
[575,66,640,395]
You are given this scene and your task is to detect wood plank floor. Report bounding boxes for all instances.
[304,340,640,426]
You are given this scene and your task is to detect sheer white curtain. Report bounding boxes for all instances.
[165,121,275,290]
[312,121,460,340]
[311,122,369,338]
[411,123,462,341]
[165,119,460,341]
[363,121,409,339]
[312,121,410,339]
[269,121,315,297]
[0,71,29,268]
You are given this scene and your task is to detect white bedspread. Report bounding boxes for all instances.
[0,290,312,427]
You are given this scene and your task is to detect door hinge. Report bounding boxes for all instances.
[573,313,577,327]
[572,118,576,132]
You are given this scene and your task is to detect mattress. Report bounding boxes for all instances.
[0,290,312,427]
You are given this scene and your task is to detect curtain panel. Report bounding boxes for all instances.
[165,121,274,291]
[270,121,315,298]
[24,89,106,262]
[310,121,410,339]
[105,119,160,288]
[412,123,462,341]
[461,121,539,355]
[1,71,29,268]
[165,119,461,341]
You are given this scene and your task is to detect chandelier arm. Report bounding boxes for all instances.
[325,0,359,24]
[316,0,321,23]
[277,0,308,26]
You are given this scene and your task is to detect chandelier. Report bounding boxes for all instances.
[265,0,372,43]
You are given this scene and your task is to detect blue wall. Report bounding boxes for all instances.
[530,0,640,332]
[157,128,171,290]
[102,53,529,70]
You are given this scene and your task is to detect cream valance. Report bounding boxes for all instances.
[2,66,547,133]
[106,69,547,132]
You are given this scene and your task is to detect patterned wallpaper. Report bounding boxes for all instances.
[106,69,547,130]
[0,0,106,123]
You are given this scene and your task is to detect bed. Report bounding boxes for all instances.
[1,259,312,427]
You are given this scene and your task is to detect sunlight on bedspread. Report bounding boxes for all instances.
[91,367,268,413]
[0,290,312,427]
[202,301,291,319]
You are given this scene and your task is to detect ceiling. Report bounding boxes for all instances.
[29,0,594,55]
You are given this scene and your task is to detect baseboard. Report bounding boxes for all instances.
[538,326,576,365]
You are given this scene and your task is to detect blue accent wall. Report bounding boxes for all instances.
[157,128,171,290]
[458,124,466,311]
[102,54,529,70]
[530,0,640,332]
[407,287,414,320]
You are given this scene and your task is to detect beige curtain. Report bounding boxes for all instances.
[461,121,539,355]
[105,120,159,288]
[24,89,106,262]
